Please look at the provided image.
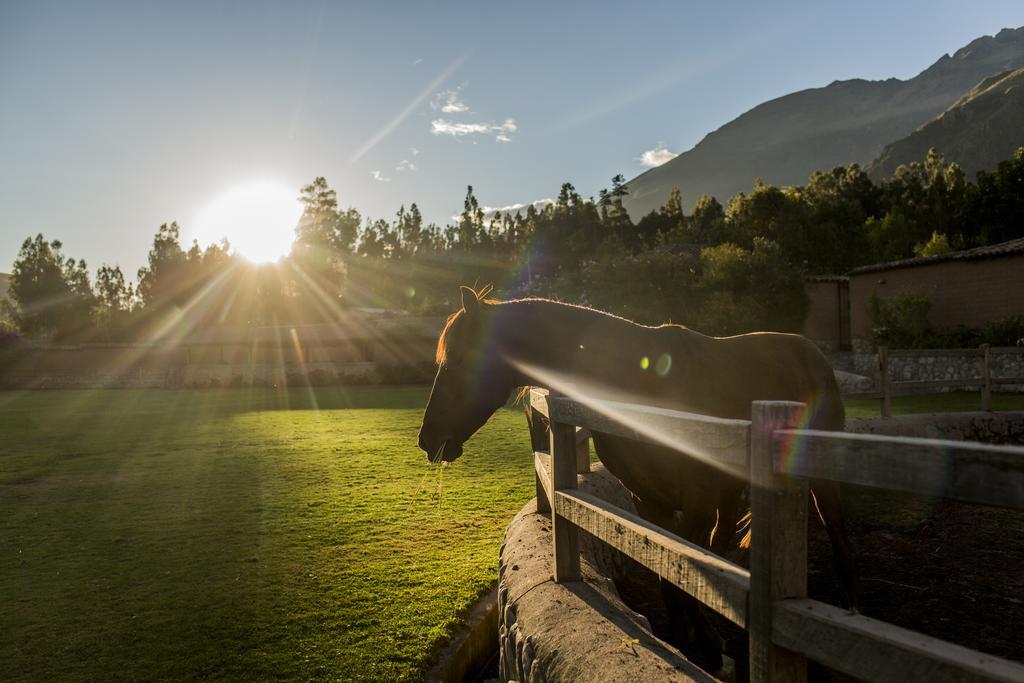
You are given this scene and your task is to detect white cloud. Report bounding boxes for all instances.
[349,52,468,162]
[431,117,517,142]
[371,170,391,182]
[431,87,469,113]
[638,144,678,168]
[450,198,554,223]
[395,159,417,172]
[412,58,423,65]
[410,147,420,156]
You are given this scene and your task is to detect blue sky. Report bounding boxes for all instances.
[1,0,1022,275]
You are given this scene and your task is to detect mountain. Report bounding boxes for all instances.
[623,27,1024,218]
[867,67,1024,179]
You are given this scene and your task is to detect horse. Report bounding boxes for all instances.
[418,286,858,670]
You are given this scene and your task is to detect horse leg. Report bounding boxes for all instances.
[811,479,860,611]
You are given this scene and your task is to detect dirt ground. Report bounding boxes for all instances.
[622,484,1024,681]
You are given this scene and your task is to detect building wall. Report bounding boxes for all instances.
[849,254,1024,339]
[803,280,843,344]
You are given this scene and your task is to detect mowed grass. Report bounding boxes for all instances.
[844,390,1024,418]
[4,386,1022,681]
[0,387,535,682]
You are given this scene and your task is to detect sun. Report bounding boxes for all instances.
[193,181,303,263]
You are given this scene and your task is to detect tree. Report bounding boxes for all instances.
[913,231,953,257]
[95,264,133,338]
[8,234,95,339]
[136,222,187,309]
[968,147,1024,246]
[292,177,358,310]
[688,194,726,245]
[295,177,360,255]
[697,238,808,334]
[456,186,484,250]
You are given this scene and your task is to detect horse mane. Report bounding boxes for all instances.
[435,310,461,365]
[435,284,497,365]
[435,286,688,366]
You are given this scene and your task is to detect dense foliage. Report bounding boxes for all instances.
[868,291,1024,349]
[6,147,1024,342]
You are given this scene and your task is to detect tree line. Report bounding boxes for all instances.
[4,147,1024,343]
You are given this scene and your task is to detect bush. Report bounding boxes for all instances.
[550,237,808,335]
[980,316,1024,347]
[695,238,808,334]
[869,292,1024,349]
[868,291,932,348]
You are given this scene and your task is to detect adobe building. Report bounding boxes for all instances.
[803,237,1024,348]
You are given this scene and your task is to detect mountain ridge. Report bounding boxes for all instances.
[623,27,1024,217]
[867,66,1024,178]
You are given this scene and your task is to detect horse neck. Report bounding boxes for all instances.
[492,299,680,398]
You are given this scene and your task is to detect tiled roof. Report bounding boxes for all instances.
[804,275,850,283]
[848,237,1024,275]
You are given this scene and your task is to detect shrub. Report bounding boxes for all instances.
[868,292,1024,349]
[867,291,932,348]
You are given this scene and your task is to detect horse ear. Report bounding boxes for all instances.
[460,286,479,315]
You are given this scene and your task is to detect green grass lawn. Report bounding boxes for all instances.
[844,390,1024,418]
[0,387,535,682]
[3,387,1021,682]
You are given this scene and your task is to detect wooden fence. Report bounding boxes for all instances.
[527,387,1024,682]
[847,345,1024,417]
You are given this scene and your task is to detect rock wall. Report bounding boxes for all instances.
[830,348,1024,391]
[497,462,712,683]
[0,361,377,389]
[847,411,1024,445]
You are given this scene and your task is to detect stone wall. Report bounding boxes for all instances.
[847,411,1024,445]
[0,359,379,389]
[829,348,1024,391]
[497,461,711,682]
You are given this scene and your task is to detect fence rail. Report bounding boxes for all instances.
[846,344,1024,416]
[527,387,1024,682]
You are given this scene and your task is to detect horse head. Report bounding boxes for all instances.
[418,285,520,463]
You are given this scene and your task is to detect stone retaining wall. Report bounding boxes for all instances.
[0,361,378,389]
[847,410,1024,445]
[830,348,1024,391]
[497,461,711,683]
[497,413,1024,682]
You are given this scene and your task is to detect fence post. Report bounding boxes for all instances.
[749,401,808,683]
[535,468,552,514]
[879,346,892,418]
[548,393,581,582]
[575,429,591,474]
[982,344,992,412]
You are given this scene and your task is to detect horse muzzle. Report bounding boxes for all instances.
[420,434,464,463]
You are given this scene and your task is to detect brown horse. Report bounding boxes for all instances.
[418,286,857,669]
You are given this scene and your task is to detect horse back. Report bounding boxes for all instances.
[675,330,844,431]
